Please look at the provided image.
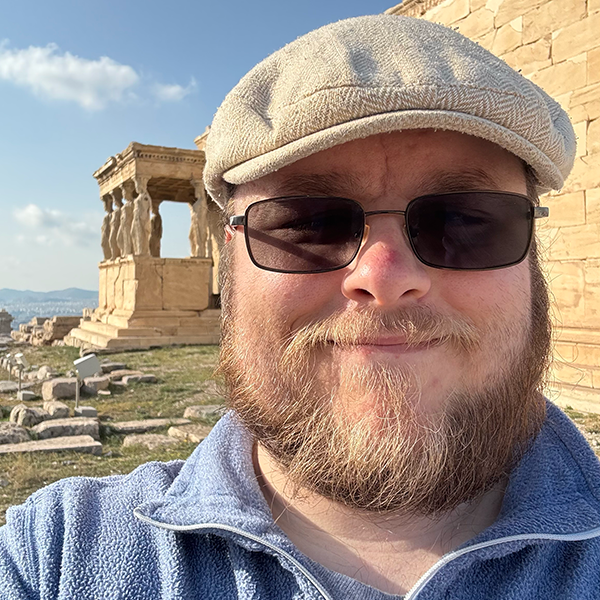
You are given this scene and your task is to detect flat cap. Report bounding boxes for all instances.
[204,14,576,207]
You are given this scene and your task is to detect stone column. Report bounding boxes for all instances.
[108,191,122,260]
[100,195,113,261]
[149,199,163,258]
[119,181,135,256]
[189,179,209,258]
[131,176,151,257]
[0,309,13,335]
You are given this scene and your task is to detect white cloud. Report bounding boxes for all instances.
[13,204,100,248]
[0,41,196,110]
[153,77,196,102]
[0,41,139,110]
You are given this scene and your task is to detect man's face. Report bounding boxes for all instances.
[219,130,550,515]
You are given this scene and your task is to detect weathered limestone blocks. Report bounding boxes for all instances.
[0,422,30,445]
[74,406,98,418]
[183,405,224,420]
[42,378,78,401]
[168,423,213,444]
[108,418,191,435]
[43,400,70,419]
[32,417,100,441]
[83,375,110,393]
[10,404,49,427]
[0,435,102,455]
[0,310,13,335]
[122,433,178,450]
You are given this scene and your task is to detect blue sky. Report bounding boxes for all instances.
[0,0,393,291]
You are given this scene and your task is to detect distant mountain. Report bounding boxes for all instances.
[0,288,98,328]
[0,288,98,303]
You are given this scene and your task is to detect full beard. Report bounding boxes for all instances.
[218,256,551,516]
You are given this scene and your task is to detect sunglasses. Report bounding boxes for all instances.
[228,191,549,274]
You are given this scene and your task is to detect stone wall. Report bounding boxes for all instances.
[387,0,600,411]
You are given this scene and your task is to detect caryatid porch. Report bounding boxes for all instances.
[66,142,222,351]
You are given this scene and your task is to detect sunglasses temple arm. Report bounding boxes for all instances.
[534,207,549,219]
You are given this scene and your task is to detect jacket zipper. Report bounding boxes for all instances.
[135,509,600,600]
[404,526,600,599]
[133,511,334,600]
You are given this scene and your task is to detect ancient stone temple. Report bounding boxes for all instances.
[66,141,222,350]
[0,309,13,335]
[387,0,600,412]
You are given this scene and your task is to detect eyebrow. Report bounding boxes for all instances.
[268,166,507,201]
[415,168,504,195]
[270,172,367,198]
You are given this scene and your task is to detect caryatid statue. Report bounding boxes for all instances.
[131,176,151,256]
[100,195,113,261]
[149,198,163,258]
[189,179,208,258]
[108,191,123,260]
[119,182,135,256]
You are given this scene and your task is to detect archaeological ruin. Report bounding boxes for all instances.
[387,0,600,411]
[66,137,221,351]
[0,310,13,336]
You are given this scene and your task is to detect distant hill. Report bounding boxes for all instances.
[0,288,98,303]
[0,288,98,328]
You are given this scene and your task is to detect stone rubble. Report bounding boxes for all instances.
[32,417,100,441]
[183,404,224,420]
[42,377,79,401]
[108,418,191,435]
[0,422,30,445]
[122,433,179,450]
[74,406,98,418]
[43,400,70,419]
[168,423,213,444]
[10,404,49,427]
[0,435,102,455]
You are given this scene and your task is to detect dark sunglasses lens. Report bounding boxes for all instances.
[406,192,533,269]
[245,197,364,273]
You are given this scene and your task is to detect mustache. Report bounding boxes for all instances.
[282,306,480,360]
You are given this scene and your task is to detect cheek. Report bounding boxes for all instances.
[440,265,531,326]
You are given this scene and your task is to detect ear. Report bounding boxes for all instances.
[224,225,234,243]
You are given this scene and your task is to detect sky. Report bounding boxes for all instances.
[0,0,394,292]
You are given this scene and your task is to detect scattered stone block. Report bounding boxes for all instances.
[37,365,57,380]
[183,405,224,420]
[107,369,143,382]
[168,423,213,444]
[74,406,98,418]
[42,377,78,401]
[122,374,157,385]
[122,433,178,450]
[0,435,102,455]
[97,389,111,396]
[10,404,49,427]
[109,418,191,435]
[32,417,100,441]
[0,381,18,394]
[43,400,70,419]
[80,385,97,397]
[17,391,36,402]
[83,375,110,392]
[0,422,30,445]
[100,362,127,373]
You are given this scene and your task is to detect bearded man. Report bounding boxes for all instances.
[2,14,600,600]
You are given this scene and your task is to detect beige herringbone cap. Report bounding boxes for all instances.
[204,14,576,207]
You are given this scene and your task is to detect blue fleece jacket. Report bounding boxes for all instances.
[1,402,600,599]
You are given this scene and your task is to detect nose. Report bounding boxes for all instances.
[341,215,432,307]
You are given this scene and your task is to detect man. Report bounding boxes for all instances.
[2,14,600,600]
